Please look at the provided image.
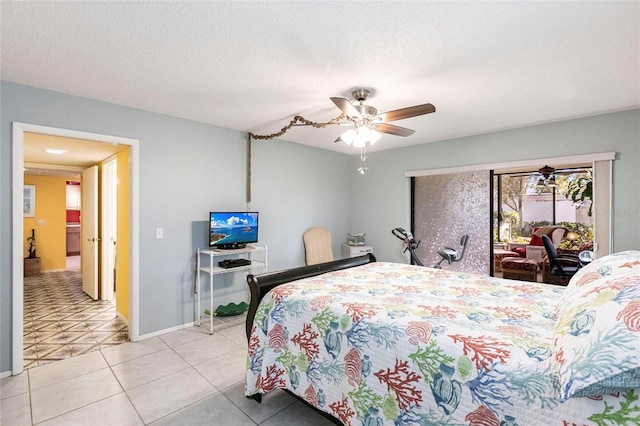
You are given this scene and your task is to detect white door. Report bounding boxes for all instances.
[81,165,99,300]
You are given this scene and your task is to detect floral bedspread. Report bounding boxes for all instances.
[245,262,638,425]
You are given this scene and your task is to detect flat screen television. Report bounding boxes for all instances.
[209,211,259,249]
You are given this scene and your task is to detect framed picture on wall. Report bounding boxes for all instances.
[24,185,36,217]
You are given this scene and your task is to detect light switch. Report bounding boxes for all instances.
[155,228,163,239]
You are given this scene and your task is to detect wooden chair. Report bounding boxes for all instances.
[303,227,334,265]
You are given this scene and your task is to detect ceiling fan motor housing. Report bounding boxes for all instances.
[355,104,377,119]
[539,165,555,178]
[352,88,371,102]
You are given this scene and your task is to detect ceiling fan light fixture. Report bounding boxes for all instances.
[338,129,356,146]
[348,126,381,148]
[368,129,382,145]
[352,134,367,148]
[547,176,557,187]
[536,178,546,188]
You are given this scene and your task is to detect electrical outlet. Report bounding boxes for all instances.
[155,228,163,239]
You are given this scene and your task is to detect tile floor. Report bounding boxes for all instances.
[23,265,128,370]
[4,304,336,425]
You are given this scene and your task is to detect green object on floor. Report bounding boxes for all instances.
[214,302,249,317]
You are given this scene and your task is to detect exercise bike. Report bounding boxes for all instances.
[392,228,470,269]
[392,228,423,266]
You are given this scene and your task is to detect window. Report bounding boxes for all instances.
[493,167,593,251]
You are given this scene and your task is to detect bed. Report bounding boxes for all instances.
[245,251,640,425]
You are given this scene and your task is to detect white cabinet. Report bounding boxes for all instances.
[195,245,267,334]
[66,183,81,210]
[341,243,373,258]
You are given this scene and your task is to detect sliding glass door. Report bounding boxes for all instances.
[408,155,613,276]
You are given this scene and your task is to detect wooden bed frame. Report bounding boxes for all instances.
[244,253,376,415]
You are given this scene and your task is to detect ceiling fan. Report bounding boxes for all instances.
[330,89,436,147]
[509,165,590,187]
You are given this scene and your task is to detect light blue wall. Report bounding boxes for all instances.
[351,109,640,263]
[0,82,351,373]
[2,81,638,375]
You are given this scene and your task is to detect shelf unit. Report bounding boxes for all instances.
[195,245,267,334]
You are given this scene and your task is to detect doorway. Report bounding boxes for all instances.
[23,157,123,369]
[491,166,594,281]
[12,122,140,375]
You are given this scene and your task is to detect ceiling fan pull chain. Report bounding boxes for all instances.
[358,145,369,175]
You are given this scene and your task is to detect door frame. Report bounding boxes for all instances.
[102,155,118,302]
[12,122,140,375]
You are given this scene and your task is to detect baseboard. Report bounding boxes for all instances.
[136,321,197,341]
[116,311,130,327]
[1,370,13,379]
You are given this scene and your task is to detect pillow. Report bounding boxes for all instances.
[566,250,640,292]
[552,250,640,401]
[530,227,543,246]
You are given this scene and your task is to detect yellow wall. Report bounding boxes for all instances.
[116,146,131,320]
[23,175,67,271]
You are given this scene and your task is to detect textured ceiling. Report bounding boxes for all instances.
[2,1,639,156]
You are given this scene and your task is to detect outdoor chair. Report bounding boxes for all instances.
[541,234,584,285]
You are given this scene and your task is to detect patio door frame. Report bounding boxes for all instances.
[406,152,616,274]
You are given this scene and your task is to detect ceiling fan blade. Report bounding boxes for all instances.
[506,173,536,178]
[374,123,415,137]
[330,97,361,118]
[376,103,436,122]
[554,169,590,175]
[502,166,590,178]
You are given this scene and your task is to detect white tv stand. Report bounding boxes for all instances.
[195,245,267,334]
